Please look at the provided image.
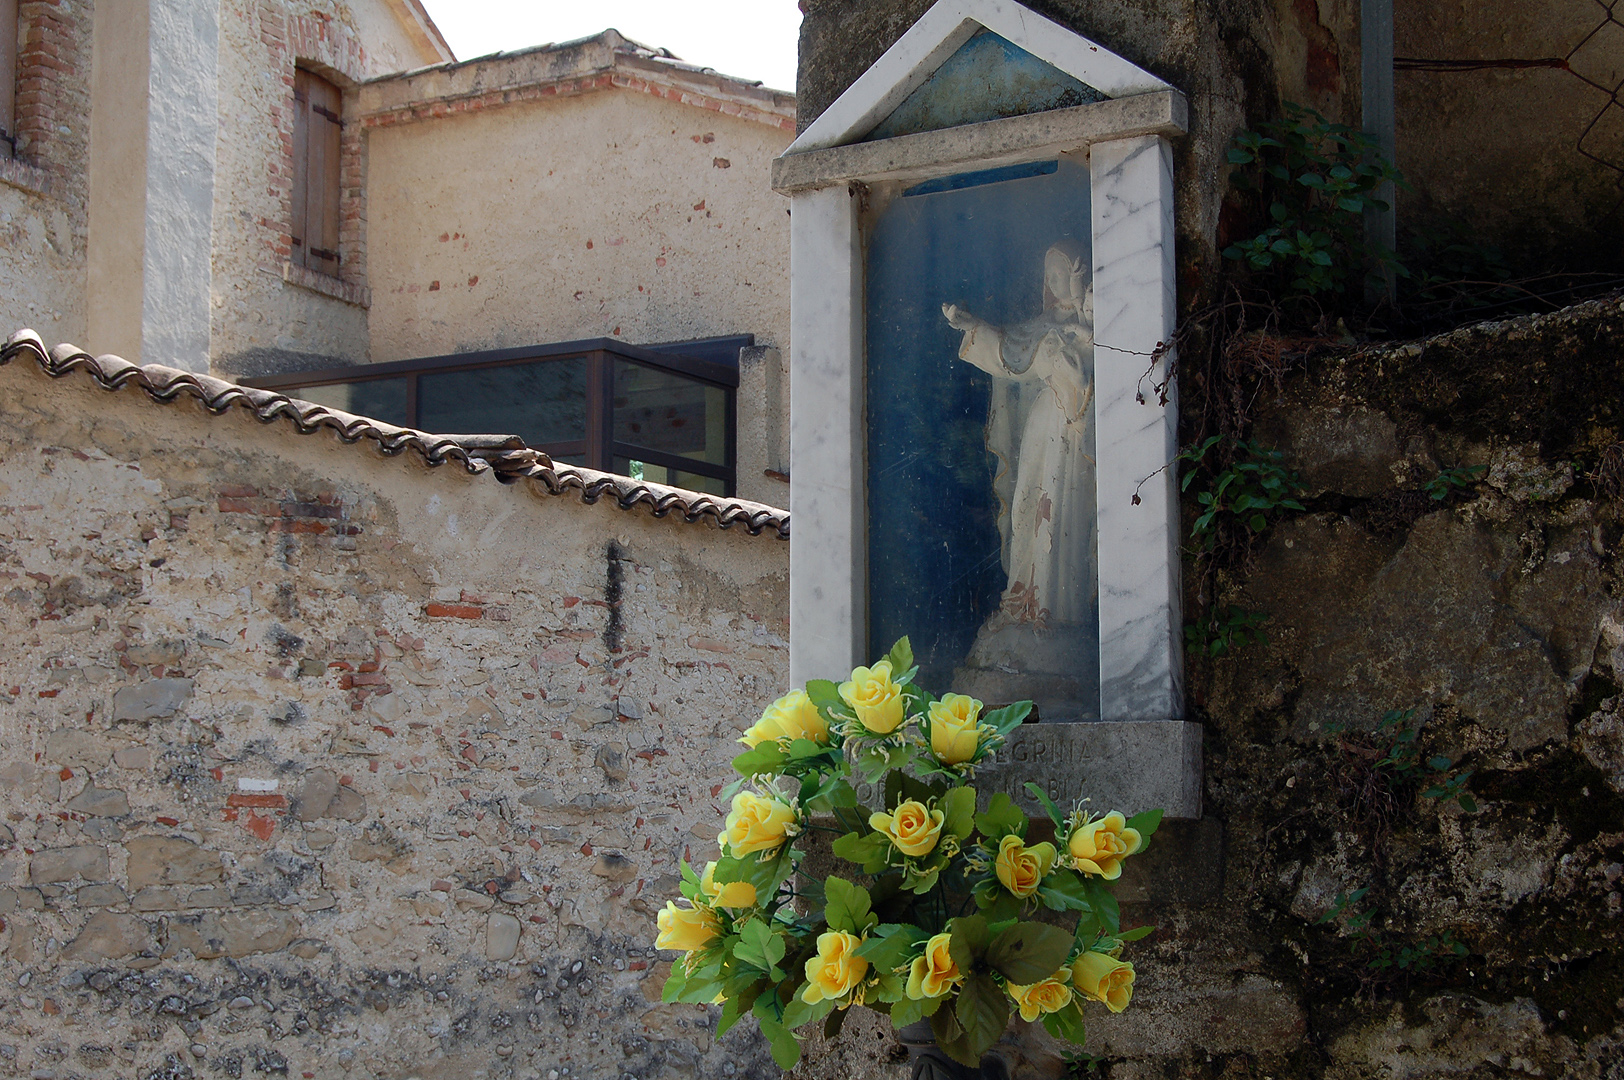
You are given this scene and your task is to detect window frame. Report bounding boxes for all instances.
[242,337,744,496]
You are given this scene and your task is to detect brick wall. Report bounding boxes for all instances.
[0,355,789,1079]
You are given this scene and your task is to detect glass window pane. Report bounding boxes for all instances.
[419,358,587,446]
[612,360,727,466]
[551,453,588,467]
[291,379,409,427]
[613,458,727,497]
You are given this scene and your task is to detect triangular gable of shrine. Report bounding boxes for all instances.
[789,0,1171,153]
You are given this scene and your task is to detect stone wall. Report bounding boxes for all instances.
[0,0,92,348]
[791,295,1624,1079]
[795,0,1624,294]
[0,347,791,1079]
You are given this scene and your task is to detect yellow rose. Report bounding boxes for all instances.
[870,799,946,858]
[839,660,907,735]
[800,930,869,1004]
[699,862,759,909]
[993,834,1056,899]
[1071,952,1134,1013]
[928,694,982,765]
[1006,969,1073,1022]
[719,792,798,857]
[740,689,830,748]
[655,901,720,953]
[1066,812,1142,880]
[905,932,961,1000]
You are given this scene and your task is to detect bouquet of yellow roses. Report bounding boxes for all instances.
[654,638,1160,1070]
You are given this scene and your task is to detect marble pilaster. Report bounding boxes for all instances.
[1091,134,1183,722]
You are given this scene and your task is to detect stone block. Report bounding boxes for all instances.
[65,783,130,818]
[1113,818,1224,905]
[46,729,123,769]
[76,883,129,907]
[113,746,152,770]
[131,887,180,912]
[30,845,108,885]
[125,836,222,890]
[64,911,155,960]
[164,910,299,959]
[293,769,367,821]
[112,678,194,721]
[125,638,188,666]
[976,721,1203,820]
[486,912,521,961]
[592,853,638,883]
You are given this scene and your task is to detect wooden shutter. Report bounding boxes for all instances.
[292,68,342,276]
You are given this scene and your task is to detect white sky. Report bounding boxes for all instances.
[417,0,803,93]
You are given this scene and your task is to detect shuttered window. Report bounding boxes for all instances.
[291,68,342,276]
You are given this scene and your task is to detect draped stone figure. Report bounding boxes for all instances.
[941,241,1100,719]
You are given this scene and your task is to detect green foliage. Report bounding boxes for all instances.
[1423,464,1486,502]
[1180,435,1306,551]
[1223,103,1408,299]
[1318,887,1470,973]
[1334,707,1478,813]
[656,636,1159,1070]
[1184,604,1269,658]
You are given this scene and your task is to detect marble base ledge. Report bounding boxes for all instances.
[977,720,1202,820]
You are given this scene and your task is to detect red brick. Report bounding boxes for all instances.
[424,603,482,619]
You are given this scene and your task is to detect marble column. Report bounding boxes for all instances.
[1091,134,1183,721]
[788,184,865,686]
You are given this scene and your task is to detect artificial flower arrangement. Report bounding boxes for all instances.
[654,638,1161,1070]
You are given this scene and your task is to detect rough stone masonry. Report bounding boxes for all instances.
[0,351,790,1079]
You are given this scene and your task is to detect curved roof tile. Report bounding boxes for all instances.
[1,331,790,540]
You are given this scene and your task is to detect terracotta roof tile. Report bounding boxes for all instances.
[1,332,790,540]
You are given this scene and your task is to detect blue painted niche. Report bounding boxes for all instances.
[866,157,1098,712]
[865,29,1106,142]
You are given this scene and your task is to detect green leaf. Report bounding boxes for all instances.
[757,1015,802,1070]
[940,785,977,840]
[1040,999,1089,1046]
[980,701,1032,737]
[885,636,914,675]
[831,830,889,870]
[954,974,1009,1065]
[974,792,1027,840]
[734,920,787,979]
[947,914,990,975]
[807,678,842,710]
[986,922,1073,984]
[930,1000,974,1067]
[824,876,874,935]
[1078,877,1121,936]
[1036,868,1091,912]
[1117,924,1155,942]
[857,924,924,971]
[781,994,834,1032]
[731,743,787,778]
[890,994,929,1030]
[1024,782,1066,828]
[1125,808,1163,849]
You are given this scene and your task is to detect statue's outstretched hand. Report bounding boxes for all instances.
[942,303,977,331]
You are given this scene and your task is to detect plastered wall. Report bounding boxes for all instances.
[208,0,446,376]
[0,352,790,1079]
[360,86,794,362]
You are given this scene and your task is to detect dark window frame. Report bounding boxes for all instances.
[242,336,746,497]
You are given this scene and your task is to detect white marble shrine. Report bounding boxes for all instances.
[773,0,1201,817]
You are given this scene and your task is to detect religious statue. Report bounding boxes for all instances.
[940,241,1100,718]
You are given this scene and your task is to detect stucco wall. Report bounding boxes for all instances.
[0,349,790,1079]
[360,86,794,361]
[208,0,447,377]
